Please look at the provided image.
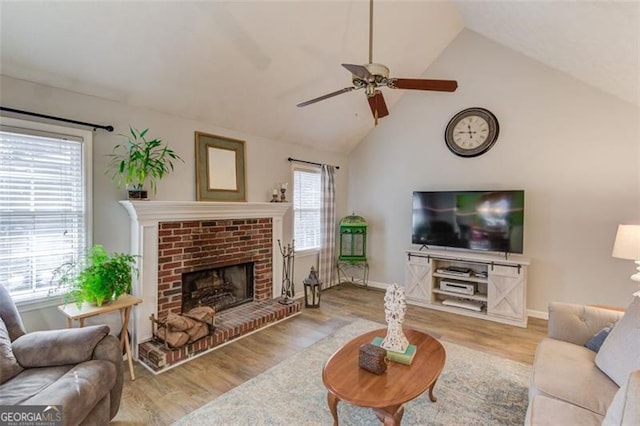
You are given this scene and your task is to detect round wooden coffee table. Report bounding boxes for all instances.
[322,328,445,426]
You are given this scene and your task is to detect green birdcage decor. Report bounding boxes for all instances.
[338,213,367,262]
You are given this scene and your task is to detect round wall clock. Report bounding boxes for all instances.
[444,107,500,157]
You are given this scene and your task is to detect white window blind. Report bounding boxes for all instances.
[0,127,88,300]
[293,168,321,251]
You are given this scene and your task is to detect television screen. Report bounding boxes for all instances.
[412,190,525,254]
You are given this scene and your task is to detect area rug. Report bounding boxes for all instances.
[174,319,531,425]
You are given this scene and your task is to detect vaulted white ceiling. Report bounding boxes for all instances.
[1,1,638,153]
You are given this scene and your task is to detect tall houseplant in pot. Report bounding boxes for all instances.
[52,245,138,307]
[107,126,183,199]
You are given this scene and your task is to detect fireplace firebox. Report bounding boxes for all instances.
[181,262,255,313]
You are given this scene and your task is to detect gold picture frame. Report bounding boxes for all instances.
[195,132,246,201]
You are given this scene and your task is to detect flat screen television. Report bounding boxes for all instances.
[412,190,525,254]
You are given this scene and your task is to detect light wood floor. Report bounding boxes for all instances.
[113,284,547,425]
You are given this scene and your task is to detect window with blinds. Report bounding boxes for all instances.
[293,167,321,251]
[0,123,89,300]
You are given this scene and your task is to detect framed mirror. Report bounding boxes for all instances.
[195,132,246,201]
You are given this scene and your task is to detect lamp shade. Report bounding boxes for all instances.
[612,224,640,260]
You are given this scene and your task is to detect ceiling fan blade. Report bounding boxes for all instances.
[296,87,356,107]
[390,78,458,92]
[342,64,371,80]
[367,90,389,119]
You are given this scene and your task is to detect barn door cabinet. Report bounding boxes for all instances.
[403,249,529,327]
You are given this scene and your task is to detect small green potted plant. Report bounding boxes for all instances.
[52,245,138,307]
[107,126,183,199]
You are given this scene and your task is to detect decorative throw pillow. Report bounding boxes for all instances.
[585,323,615,352]
[0,318,23,384]
[595,296,640,387]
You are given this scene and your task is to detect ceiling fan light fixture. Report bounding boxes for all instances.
[364,63,389,78]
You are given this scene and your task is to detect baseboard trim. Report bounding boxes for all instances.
[526,309,548,320]
[364,280,388,290]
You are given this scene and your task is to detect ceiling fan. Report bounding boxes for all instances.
[296,0,458,124]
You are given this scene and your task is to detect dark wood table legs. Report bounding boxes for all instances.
[428,377,439,402]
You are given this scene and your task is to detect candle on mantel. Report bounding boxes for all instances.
[272,189,278,195]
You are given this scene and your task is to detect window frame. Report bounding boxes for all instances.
[292,164,321,255]
[0,117,93,308]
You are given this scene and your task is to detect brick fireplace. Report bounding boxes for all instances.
[156,218,273,319]
[120,201,296,372]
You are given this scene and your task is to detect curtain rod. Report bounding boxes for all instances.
[287,157,340,170]
[0,106,114,132]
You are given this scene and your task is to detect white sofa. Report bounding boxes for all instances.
[526,300,640,425]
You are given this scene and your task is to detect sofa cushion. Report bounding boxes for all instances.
[0,365,73,405]
[23,360,116,426]
[526,394,603,426]
[531,337,618,415]
[596,297,640,387]
[0,318,23,384]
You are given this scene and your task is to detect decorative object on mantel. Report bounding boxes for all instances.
[270,183,288,202]
[278,240,295,305]
[612,224,640,295]
[149,306,215,349]
[380,283,409,353]
[303,266,322,308]
[195,131,246,202]
[107,126,183,199]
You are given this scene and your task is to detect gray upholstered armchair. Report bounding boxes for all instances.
[0,284,123,425]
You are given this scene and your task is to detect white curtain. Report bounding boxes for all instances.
[318,164,336,289]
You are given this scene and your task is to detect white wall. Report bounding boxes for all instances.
[1,75,348,330]
[348,30,640,313]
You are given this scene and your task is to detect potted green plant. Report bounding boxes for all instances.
[52,245,138,307]
[107,126,183,199]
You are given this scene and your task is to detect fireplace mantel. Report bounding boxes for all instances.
[120,200,291,222]
[119,200,291,350]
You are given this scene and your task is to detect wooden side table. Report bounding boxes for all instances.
[58,294,142,380]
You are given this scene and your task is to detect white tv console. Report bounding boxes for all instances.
[404,248,529,327]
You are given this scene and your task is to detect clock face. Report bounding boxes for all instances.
[445,108,499,157]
